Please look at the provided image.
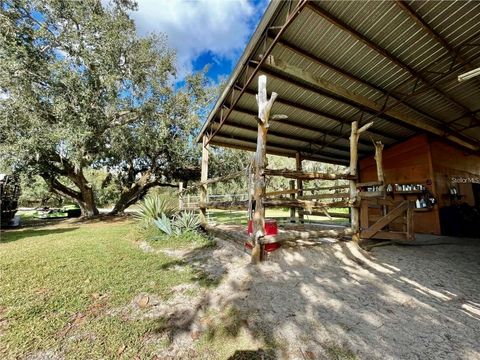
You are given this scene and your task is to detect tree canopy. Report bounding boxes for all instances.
[0,0,214,216]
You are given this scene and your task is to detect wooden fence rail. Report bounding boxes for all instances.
[264,169,356,180]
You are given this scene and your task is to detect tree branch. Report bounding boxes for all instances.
[42,175,82,201]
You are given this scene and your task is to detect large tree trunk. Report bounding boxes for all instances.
[109,184,146,215]
[42,167,99,218]
[108,171,177,215]
[76,184,99,217]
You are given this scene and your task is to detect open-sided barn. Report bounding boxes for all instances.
[195,0,480,260]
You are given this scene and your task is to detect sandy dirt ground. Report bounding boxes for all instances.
[135,231,480,360]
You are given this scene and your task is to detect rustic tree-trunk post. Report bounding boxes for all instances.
[373,140,387,218]
[251,75,278,264]
[373,141,385,188]
[349,121,373,240]
[289,180,296,223]
[179,182,184,210]
[296,152,304,223]
[200,135,209,226]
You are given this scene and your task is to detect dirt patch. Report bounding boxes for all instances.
[24,350,64,360]
[128,236,480,359]
[137,241,194,259]
[217,239,480,359]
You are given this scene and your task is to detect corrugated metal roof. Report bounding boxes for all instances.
[198,0,480,164]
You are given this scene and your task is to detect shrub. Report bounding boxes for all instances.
[135,194,177,223]
[152,211,201,236]
[153,214,176,235]
[175,211,201,231]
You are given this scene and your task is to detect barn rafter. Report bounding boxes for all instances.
[199,0,480,161]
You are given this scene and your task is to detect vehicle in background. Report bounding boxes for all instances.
[0,174,21,227]
[34,204,82,219]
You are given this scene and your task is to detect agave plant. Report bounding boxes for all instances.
[135,194,177,223]
[174,211,201,231]
[153,213,175,235]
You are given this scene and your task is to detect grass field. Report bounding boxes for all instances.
[0,209,349,359]
[0,214,213,359]
[208,208,349,226]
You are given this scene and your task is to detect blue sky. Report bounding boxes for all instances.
[131,0,269,83]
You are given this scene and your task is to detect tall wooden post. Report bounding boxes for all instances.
[373,141,385,187]
[289,180,296,222]
[373,140,386,218]
[200,135,209,225]
[349,121,373,240]
[296,152,304,223]
[251,75,277,264]
[178,182,184,210]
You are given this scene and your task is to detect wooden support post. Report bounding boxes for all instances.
[289,180,296,223]
[373,140,386,217]
[406,200,414,240]
[296,152,304,223]
[200,135,209,225]
[349,121,373,240]
[178,182,184,210]
[374,140,385,190]
[251,75,278,264]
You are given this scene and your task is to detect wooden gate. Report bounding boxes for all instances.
[360,199,414,241]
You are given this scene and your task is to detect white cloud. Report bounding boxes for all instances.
[132,0,267,77]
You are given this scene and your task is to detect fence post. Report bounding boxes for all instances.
[296,152,304,223]
[178,182,184,210]
[349,120,373,240]
[251,75,278,264]
[200,135,209,225]
[289,179,296,223]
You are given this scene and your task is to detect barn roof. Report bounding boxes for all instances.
[197,0,480,165]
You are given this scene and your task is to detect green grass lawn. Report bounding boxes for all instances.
[208,208,349,226]
[0,209,350,359]
[0,216,211,359]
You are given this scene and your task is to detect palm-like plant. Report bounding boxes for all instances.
[153,214,175,235]
[135,194,177,222]
[175,211,201,231]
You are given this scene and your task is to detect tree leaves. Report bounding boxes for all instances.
[0,0,215,215]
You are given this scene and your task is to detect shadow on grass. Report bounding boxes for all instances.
[155,233,480,358]
[157,242,224,289]
[227,349,276,359]
[17,216,71,228]
[0,227,79,243]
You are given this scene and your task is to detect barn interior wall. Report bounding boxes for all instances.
[359,134,480,235]
[359,134,440,235]
[430,140,480,209]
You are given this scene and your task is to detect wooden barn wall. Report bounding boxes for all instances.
[359,135,441,235]
[430,139,480,209]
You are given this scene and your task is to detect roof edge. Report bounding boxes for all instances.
[196,0,284,143]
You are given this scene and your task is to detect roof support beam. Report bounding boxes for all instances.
[225,108,368,155]
[211,137,350,165]
[231,104,376,148]
[206,0,308,145]
[394,0,480,126]
[307,2,479,126]
[395,0,480,79]
[240,89,402,145]
[210,127,350,164]
[238,87,402,142]
[273,37,456,130]
[260,56,478,151]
